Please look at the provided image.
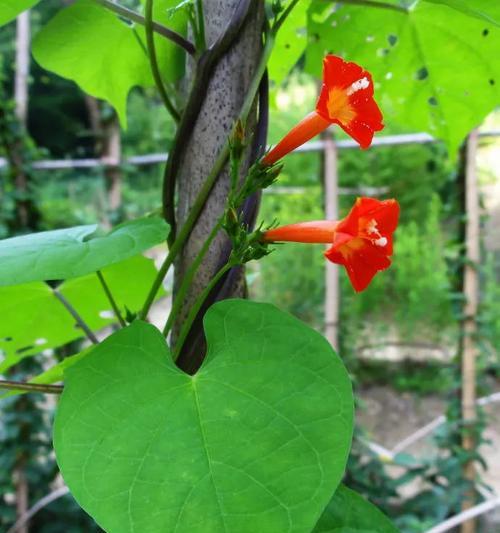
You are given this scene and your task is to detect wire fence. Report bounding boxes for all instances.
[1,130,499,171]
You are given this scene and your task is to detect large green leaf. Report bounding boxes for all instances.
[0,0,40,26]
[32,0,186,126]
[0,216,167,286]
[269,1,312,86]
[0,255,165,372]
[306,0,500,153]
[54,299,354,533]
[313,485,399,532]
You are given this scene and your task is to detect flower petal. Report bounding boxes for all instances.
[336,197,399,249]
[316,55,384,149]
[322,55,367,92]
[355,197,400,234]
[325,238,391,292]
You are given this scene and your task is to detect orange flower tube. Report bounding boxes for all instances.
[263,197,400,292]
[263,55,384,166]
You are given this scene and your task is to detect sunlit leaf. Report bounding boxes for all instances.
[0,0,40,26]
[32,0,186,126]
[269,1,312,86]
[0,255,165,372]
[0,282,76,372]
[55,299,354,532]
[306,0,500,153]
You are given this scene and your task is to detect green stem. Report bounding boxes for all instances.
[145,0,181,122]
[163,221,221,336]
[140,33,276,320]
[273,0,300,31]
[0,380,63,395]
[173,261,234,360]
[195,0,206,52]
[139,248,174,320]
[96,271,126,327]
[53,290,99,344]
[95,0,196,54]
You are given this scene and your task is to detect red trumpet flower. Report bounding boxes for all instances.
[263,197,400,292]
[263,55,384,166]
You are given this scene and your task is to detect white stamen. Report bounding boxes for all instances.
[347,76,370,95]
[375,237,388,247]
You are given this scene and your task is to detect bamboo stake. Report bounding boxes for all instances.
[323,134,339,350]
[14,12,30,125]
[13,13,32,533]
[460,129,480,533]
[10,10,33,230]
[103,114,122,216]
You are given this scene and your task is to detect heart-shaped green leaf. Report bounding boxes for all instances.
[32,0,186,126]
[313,485,399,532]
[55,299,354,533]
[0,0,40,26]
[0,255,165,372]
[0,216,167,286]
[306,1,500,153]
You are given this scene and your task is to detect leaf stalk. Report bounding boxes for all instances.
[95,0,196,55]
[0,380,63,395]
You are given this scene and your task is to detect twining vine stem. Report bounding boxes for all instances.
[173,261,234,361]
[162,221,222,336]
[94,0,196,55]
[53,290,99,344]
[145,0,180,122]
[140,30,277,320]
[273,0,301,31]
[96,271,126,327]
[162,0,253,242]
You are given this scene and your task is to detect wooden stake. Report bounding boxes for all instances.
[10,10,33,229]
[13,13,32,533]
[323,134,339,350]
[103,115,122,214]
[460,129,480,533]
[14,12,30,126]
